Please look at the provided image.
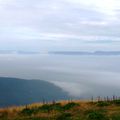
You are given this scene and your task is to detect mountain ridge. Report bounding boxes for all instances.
[0,77,69,107]
[50,51,120,55]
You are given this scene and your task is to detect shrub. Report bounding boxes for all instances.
[97,101,110,107]
[111,114,120,120]
[50,103,63,111]
[56,112,72,120]
[63,102,79,110]
[0,111,8,119]
[21,108,36,116]
[31,117,48,120]
[38,104,52,112]
[86,110,108,120]
[113,100,120,105]
[38,103,63,112]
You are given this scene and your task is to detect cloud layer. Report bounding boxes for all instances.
[0,0,120,51]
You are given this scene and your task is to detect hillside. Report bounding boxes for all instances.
[0,77,69,107]
[1,100,120,120]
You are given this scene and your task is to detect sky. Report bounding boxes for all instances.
[0,0,120,51]
[1,0,120,98]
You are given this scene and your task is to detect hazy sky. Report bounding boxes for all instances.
[1,0,120,98]
[0,0,120,51]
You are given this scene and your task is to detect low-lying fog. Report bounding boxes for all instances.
[0,53,120,99]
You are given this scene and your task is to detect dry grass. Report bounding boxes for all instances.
[1,99,120,120]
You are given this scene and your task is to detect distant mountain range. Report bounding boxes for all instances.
[50,51,120,55]
[1,50,120,55]
[0,77,69,107]
[0,50,40,55]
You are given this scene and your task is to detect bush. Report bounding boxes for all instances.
[113,100,120,105]
[111,114,120,120]
[50,103,63,111]
[38,103,63,112]
[21,108,35,116]
[86,110,108,120]
[38,104,52,112]
[56,112,72,120]
[0,111,8,119]
[97,101,110,107]
[31,117,48,120]
[63,102,79,110]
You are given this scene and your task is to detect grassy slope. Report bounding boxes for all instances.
[0,100,120,120]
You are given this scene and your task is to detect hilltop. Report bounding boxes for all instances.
[0,99,120,120]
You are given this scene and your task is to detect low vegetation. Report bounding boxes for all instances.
[1,98,120,120]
